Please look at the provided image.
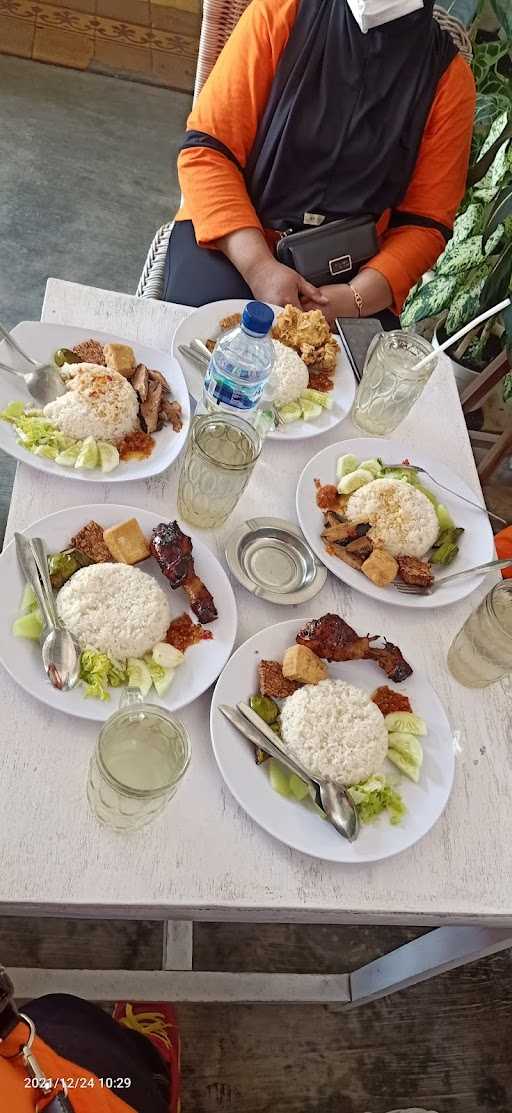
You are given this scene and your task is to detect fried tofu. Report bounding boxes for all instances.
[258,660,300,700]
[103,342,136,377]
[282,645,327,685]
[70,521,113,564]
[103,518,150,564]
[361,548,398,587]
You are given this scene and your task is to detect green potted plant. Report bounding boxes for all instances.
[401,2,512,395]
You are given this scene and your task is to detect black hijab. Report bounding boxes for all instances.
[245,0,457,228]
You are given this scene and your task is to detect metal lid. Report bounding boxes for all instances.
[225,517,326,604]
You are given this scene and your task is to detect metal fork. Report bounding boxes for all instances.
[395,557,512,596]
[385,462,507,528]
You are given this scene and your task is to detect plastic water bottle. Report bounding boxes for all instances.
[202,301,275,420]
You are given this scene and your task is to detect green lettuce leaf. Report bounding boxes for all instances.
[79,648,127,700]
[348,775,406,826]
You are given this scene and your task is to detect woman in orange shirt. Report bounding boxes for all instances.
[165,0,475,324]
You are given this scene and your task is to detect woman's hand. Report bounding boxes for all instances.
[217,229,327,310]
[249,258,328,309]
[301,284,357,324]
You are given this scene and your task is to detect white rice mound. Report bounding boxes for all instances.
[265,340,309,406]
[57,563,171,660]
[346,477,439,558]
[44,364,139,442]
[280,678,388,787]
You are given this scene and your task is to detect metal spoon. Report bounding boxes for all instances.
[15,533,80,692]
[220,703,359,841]
[0,321,66,406]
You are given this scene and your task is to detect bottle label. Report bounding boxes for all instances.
[203,365,263,411]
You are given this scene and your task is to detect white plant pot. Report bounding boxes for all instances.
[432,325,479,396]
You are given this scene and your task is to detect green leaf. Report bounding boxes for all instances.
[490,0,512,37]
[436,0,479,25]
[481,242,512,307]
[400,275,458,327]
[445,269,491,334]
[452,203,483,243]
[435,235,484,275]
[484,183,512,243]
[483,224,504,255]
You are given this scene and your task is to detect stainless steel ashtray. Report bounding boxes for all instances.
[225,517,326,604]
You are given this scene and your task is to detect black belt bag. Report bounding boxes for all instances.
[276,215,378,286]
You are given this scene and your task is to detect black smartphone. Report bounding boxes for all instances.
[335,317,383,382]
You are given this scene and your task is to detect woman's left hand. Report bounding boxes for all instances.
[301,284,357,324]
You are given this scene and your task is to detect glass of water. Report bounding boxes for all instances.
[177,413,261,529]
[351,331,437,435]
[447,582,512,688]
[87,704,191,832]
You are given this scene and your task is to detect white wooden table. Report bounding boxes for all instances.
[3,279,512,1006]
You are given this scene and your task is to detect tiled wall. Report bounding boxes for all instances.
[0,0,201,92]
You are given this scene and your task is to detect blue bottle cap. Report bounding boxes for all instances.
[242,301,275,336]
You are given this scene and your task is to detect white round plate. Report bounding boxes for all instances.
[211,619,455,863]
[0,322,190,481]
[296,437,495,609]
[0,504,237,721]
[172,298,355,441]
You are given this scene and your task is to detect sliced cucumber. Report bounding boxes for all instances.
[75,436,99,470]
[385,712,427,736]
[436,503,455,531]
[387,732,424,769]
[360,458,383,478]
[98,441,120,473]
[55,443,81,467]
[277,401,302,424]
[289,774,309,801]
[152,643,185,670]
[337,467,374,494]
[336,453,359,479]
[13,610,44,640]
[300,387,333,410]
[127,657,152,697]
[299,398,323,421]
[387,748,421,783]
[152,668,175,697]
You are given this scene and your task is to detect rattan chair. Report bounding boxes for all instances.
[136,2,473,300]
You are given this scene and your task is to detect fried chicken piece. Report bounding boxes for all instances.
[296,613,413,682]
[258,660,300,700]
[151,521,217,624]
[345,535,373,560]
[300,343,323,366]
[296,614,370,662]
[324,505,349,526]
[132,363,149,401]
[322,339,339,373]
[371,686,412,716]
[70,520,113,564]
[397,554,434,587]
[367,641,413,683]
[220,313,241,330]
[140,379,163,434]
[325,542,364,570]
[148,368,169,391]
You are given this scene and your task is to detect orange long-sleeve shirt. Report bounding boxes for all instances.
[177,0,475,314]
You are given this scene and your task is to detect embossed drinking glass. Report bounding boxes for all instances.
[447,581,512,688]
[177,413,261,529]
[87,704,191,832]
[351,331,438,435]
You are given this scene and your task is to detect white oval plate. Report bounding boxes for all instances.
[211,619,455,863]
[0,322,190,481]
[172,298,355,441]
[296,437,495,609]
[0,504,237,721]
